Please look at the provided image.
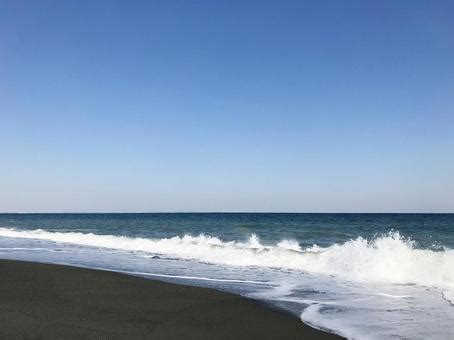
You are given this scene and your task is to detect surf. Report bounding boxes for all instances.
[0,227,453,292]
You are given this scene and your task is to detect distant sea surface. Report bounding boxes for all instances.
[0,213,453,339]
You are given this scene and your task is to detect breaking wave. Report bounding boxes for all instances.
[0,227,453,291]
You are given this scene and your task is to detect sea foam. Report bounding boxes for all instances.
[0,227,453,292]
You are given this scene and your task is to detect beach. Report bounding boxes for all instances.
[1,213,454,338]
[0,259,341,339]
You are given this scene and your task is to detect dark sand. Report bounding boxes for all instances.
[0,259,342,339]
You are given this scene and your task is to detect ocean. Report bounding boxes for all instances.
[0,213,453,339]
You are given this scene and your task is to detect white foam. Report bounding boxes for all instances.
[0,228,453,293]
[277,239,302,251]
[118,270,270,284]
[442,290,454,305]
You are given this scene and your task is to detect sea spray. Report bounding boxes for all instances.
[0,227,453,292]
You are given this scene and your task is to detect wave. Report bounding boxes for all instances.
[0,227,453,291]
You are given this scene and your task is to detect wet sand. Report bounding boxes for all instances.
[0,259,342,339]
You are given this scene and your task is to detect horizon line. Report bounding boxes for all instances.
[0,211,452,214]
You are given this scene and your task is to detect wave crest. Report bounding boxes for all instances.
[0,228,453,291]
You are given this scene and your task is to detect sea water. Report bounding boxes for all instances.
[0,213,453,339]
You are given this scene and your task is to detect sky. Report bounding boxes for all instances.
[1,0,453,213]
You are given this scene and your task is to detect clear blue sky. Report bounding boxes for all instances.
[1,0,453,212]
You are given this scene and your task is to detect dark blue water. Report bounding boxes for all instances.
[0,213,453,249]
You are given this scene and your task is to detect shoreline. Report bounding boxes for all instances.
[0,259,342,339]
